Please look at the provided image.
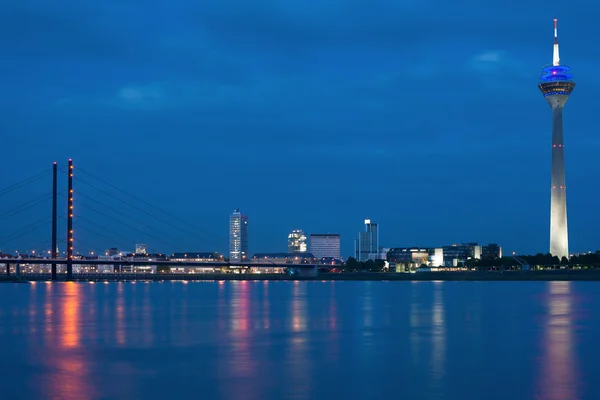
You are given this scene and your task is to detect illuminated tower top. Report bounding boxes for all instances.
[539,19,575,99]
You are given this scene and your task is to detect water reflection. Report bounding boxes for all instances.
[327,282,339,363]
[2,280,595,400]
[229,281,252,377]
[430,282,446,391]
[42,283,96,400]
[262,281,271,329]
[409,282,422,362]
[115,282,125,345]
[536,281,579,400]
[291,281,307,332]
[408,282,446,397]
[287,281,310,400]
[142,282,154,346]
[61,282,81,348]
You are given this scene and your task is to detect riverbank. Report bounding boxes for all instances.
[4,269,600,282]
[317,270,600,281]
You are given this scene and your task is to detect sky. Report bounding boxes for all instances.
[0,0,598,257]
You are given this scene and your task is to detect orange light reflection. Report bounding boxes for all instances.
[61,282,80,348]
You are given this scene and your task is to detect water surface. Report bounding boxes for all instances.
[0,280,598,399]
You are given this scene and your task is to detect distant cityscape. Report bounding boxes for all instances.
[0,207,504,274]
[0,20,596,278]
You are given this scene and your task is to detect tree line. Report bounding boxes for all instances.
[465,251,600,268]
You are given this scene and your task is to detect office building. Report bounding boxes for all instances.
[288,230,307,253]
[538,19,575,260]
[386,247,444,272]
[229,208,248,262]
[442,243,482,267]
[355,219,379,261]
[482,244,503,259]
[310,234,341,259]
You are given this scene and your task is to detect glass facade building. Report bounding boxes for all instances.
[355,219,379,261]
[229,208,248,262]
[288,230,307,253]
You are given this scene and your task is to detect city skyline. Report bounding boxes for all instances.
[1,4,598,256]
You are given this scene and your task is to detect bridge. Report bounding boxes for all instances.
[0,161,322,280]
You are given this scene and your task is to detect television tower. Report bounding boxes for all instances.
[538,19,575,260]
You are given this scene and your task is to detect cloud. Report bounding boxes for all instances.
[472,50,505,64]
[116,84,168,109]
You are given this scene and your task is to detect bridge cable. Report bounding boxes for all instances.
[74,167,227,247]
[69,174,227,252]
[0,170,52,198]
[75,217,150,252]
[0,217,52,246]
[74,191,197,251]
[73,200,181,251]
[0,192,52,221]
[57,192,147,253]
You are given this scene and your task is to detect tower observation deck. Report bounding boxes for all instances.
[538,19,575,260]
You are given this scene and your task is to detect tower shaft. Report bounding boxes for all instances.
[548,97,568,259]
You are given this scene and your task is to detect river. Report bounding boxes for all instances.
[0,280,598,399]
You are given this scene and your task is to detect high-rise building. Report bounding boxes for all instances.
[354,219,379,261]
[135,243,147,254]
[309,234,341,259]
[538,19,575,260]
[229,208,248,262]
[288,230,307,253]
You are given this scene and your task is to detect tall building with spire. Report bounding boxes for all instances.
[538,19,575,260]
[229,208,248,262]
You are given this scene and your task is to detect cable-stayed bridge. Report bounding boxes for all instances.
[0,160,320,280]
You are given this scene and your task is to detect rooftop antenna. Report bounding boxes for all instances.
[553,18,560,66]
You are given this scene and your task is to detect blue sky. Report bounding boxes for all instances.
[0,0,598,257]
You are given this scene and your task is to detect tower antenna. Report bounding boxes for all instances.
[553,18,560,66]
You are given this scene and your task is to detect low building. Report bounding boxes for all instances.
[386,247,444,272]
[387,247,431,272]
[119,253,167,273]
[317,257,344,266]
[169,252,224,274]
[250,252,317,273]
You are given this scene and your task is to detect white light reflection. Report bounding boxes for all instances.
[409,281,422,363]
[229,281,252,376]
[141,282,154,346]
[430,281,446,392]
[292,281,307,332]
[115,282,125,345]
[262,281,270,330]
[286,281,310,400]
[536,282,579,400]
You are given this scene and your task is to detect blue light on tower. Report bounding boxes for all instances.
[539,65,575,97]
